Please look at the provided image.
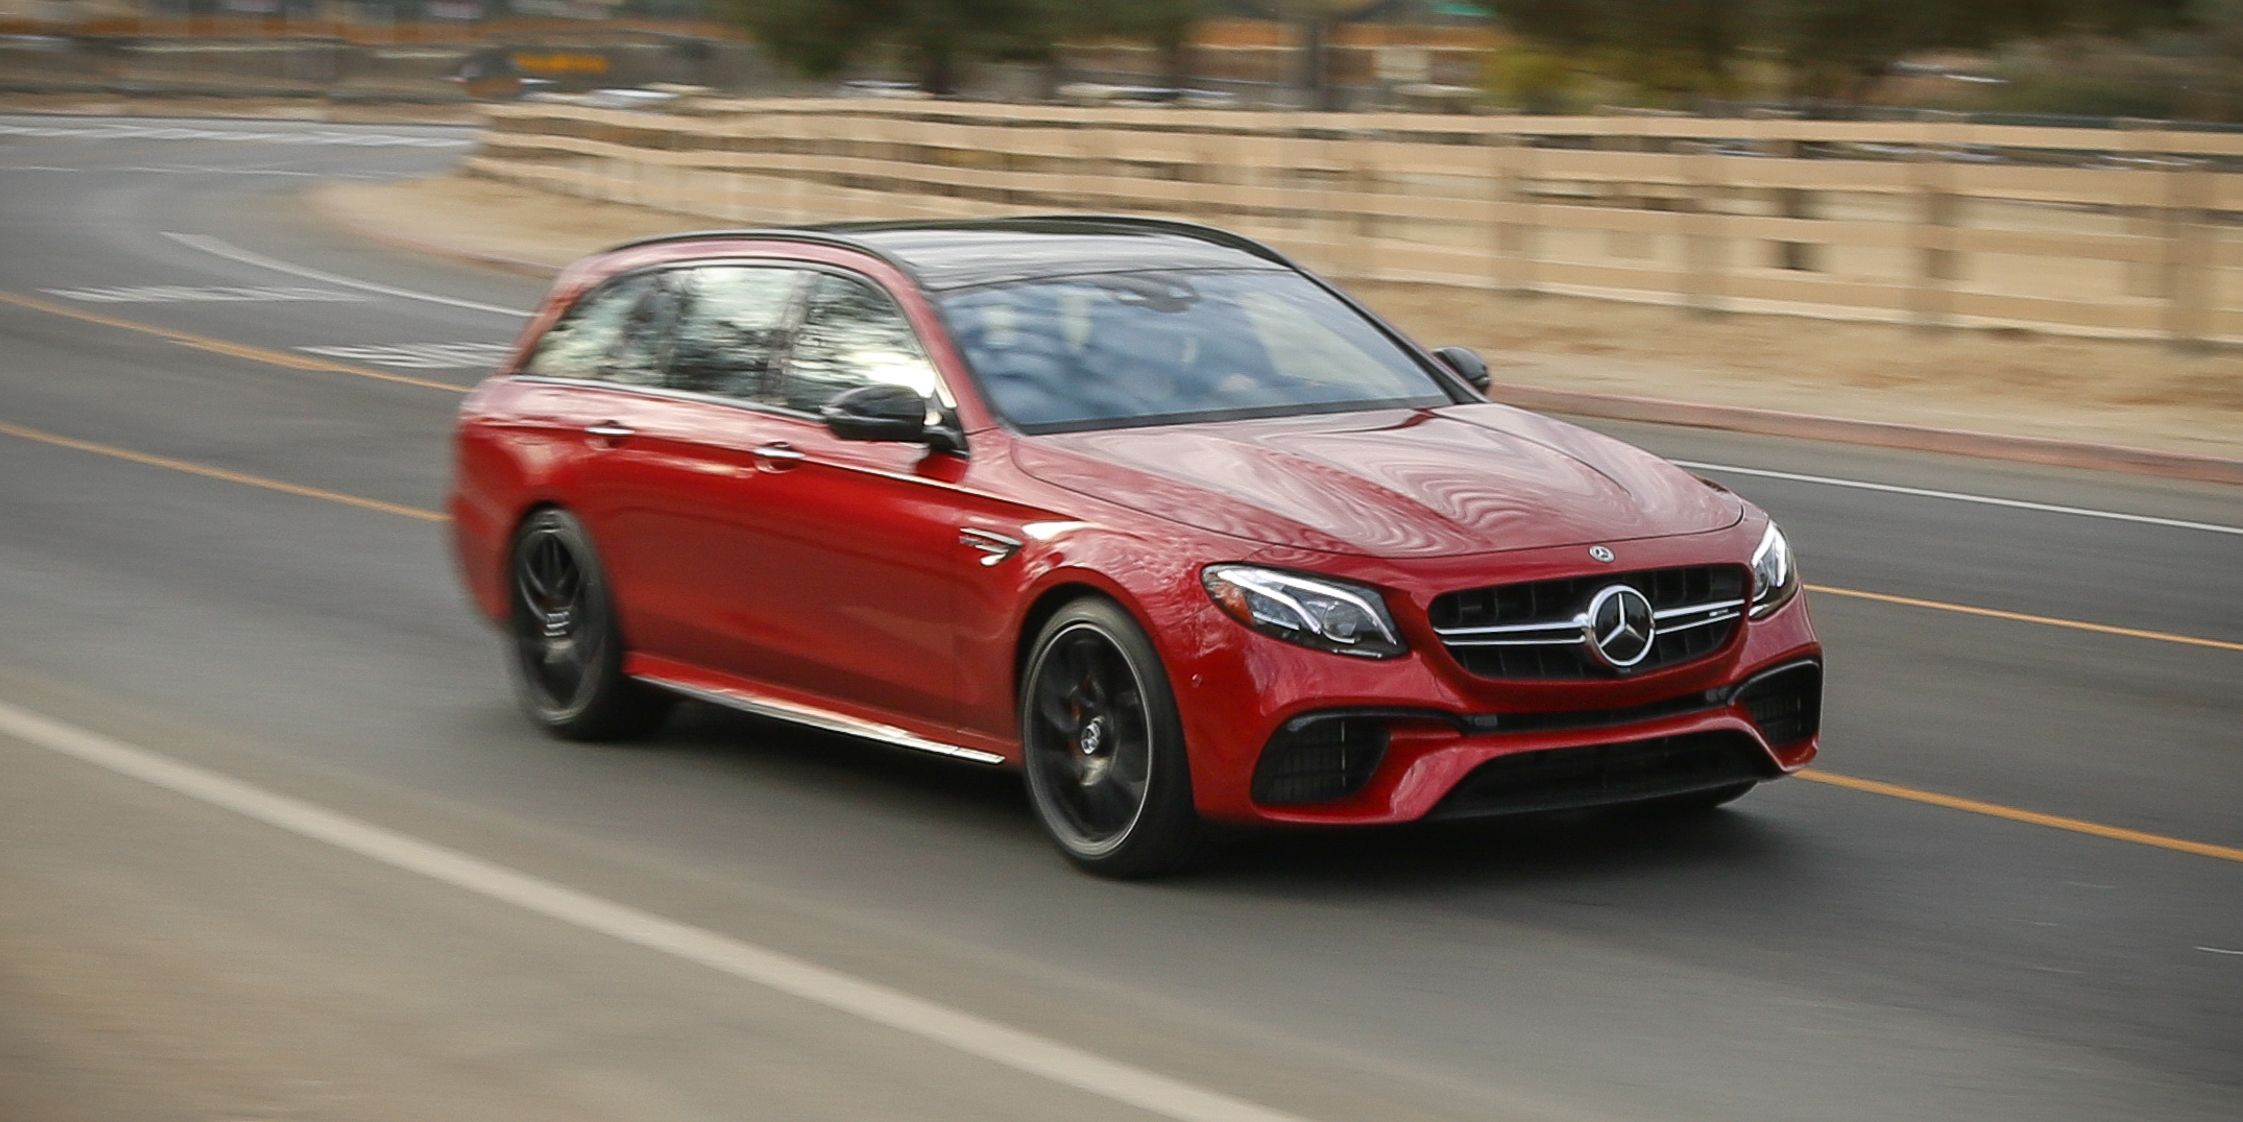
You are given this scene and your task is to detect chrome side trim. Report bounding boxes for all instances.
[958,527,1022,566]
[635,674,1006,765]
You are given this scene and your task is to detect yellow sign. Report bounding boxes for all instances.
[511,52,609,75]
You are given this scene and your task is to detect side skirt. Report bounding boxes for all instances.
[632,671,1007,766]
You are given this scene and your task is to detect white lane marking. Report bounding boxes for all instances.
[0,698,1316,1122]
[1674,460,2243,537]
[0,122,471,148]
[298,342,514,370]
[2198,945,2243,956]
[0,164,80,172]
[41,284,366,304]
[162,232,530,319]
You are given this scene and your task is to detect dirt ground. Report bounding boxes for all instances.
[314,174,2243,463]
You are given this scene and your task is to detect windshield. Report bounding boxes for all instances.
[939,269,1456,433]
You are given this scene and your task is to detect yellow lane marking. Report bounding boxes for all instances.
[0,290,470,395]
[3,419,2240,865]
[1807,583,2243,654]
[0,419,446,523]
[1801,770,2243,865]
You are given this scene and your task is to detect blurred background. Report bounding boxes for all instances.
[6,0,2243,119]
[4,4,2243,1122]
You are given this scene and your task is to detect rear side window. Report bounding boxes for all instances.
[779,273,939,414]
[666,266,804,401]
[519,273,658,381]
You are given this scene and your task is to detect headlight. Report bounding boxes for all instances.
[1202,565,1406,658]
[1749,522,1799,618]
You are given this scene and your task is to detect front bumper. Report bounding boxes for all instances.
[1163,535,1822,826]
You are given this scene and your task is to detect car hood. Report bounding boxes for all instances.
[1010,404,1742,558]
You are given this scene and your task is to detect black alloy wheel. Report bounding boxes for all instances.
[1020,599,1201,877]
[507,508,670,741]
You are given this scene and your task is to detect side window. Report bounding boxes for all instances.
[519,273,656,381]
[599,275,676,388]
[666,266,804,400]
[780,273,939,414]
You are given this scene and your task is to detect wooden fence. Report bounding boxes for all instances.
[466,99,2243,346]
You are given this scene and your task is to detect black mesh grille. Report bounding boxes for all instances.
[1252,717,1388,806]
[1736,663,1823,747]
[1429,731,1775,819]
[1429,565,1748,680]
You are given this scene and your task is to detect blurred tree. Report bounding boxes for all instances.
[1493,0,2192,104]
[1076,0,1205,90]
[732,0,1208,96]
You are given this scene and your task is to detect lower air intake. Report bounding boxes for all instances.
[1252,717,1388,806]
[1430,731,1775,819]
[1736,662,1823,748]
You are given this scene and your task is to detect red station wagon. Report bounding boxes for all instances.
[449,218,1823,876]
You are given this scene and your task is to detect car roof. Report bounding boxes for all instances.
[608,216,1295,292]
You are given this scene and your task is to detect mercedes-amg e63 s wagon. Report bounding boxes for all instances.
[449,217,1823,876]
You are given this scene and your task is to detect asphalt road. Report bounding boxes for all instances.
[2,114,2239,1122]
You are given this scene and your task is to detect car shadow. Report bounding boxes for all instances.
[622,701,1809,894]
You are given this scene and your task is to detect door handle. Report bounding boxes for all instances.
[751,441,806,469]
[584,422,635,439]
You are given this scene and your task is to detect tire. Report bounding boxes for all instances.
[1626,781,1756,816]
[1019,598,1202,878]
[505,507,672,742]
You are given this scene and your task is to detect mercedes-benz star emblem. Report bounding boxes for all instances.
[1584,584,1657,669]
[1588,545,1615,563]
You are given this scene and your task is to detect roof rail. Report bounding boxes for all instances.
[600,215,1302,285]
[600,226,925,281]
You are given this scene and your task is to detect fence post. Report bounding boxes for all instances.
[1907,119,1958,329]
[1677,141,1725,316]
[1487,130,1538,296]
[2164,157,2214,349]
[833,108,855,221]
[2122,117,2166,299]
[726,124,744,224]
[1193,130,1225,231]
[783,112,807,223]
[670,121,687,216]
[1350,131,1377,282]
[1596,108,1649,259]
[1750,107,1816,272]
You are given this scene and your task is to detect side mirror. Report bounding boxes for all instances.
[822,382,931,443]
[1432,346,1492,391]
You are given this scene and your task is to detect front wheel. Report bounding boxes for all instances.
[1019,599,1202,878]
[506,507,671,741]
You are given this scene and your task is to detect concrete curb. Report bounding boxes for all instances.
[305,187,2243,489]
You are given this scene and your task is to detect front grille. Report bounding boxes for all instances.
[1429,564,1748,680]
[1429,731,1775,819]
[1252,716,1388,806]
[1736,662,1823,747]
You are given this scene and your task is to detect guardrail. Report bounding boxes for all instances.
[468,99,2243,346]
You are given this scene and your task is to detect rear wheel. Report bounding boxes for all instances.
[507,508,671,741]
[1019,599,1201,878]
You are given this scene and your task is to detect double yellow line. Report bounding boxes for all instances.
[3,288,2240,865]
